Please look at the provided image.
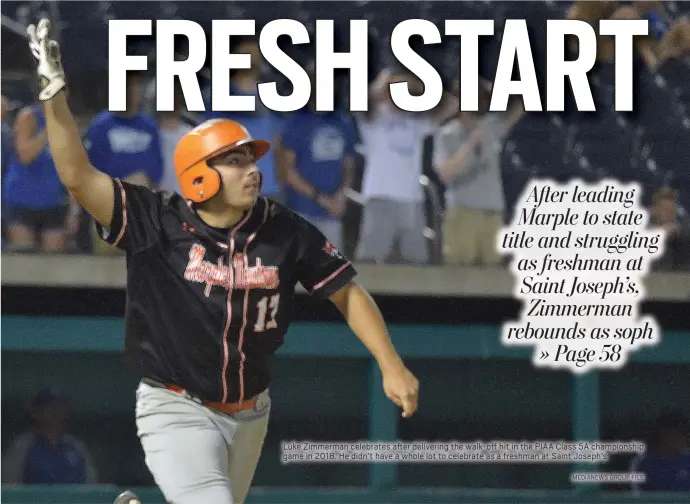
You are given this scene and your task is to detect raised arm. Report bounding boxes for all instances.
[28,19,114,228]
[359,68,394,121]
[369,68,393,103]
[433,126,485,184]
[43,93,114,226]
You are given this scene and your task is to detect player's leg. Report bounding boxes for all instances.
[5,206,37,251]
[135,382,234,504]
[441,206,462,265]
[40,205,69,251]
[221,395,271,504]
[442,207,480,266]
[41,229,67,250]
[355,198,398,263]
[7,223,36,250]
[477,210,503,266]
[399,201,430,264]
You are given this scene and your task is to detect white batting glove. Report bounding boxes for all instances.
[27,19,66,101]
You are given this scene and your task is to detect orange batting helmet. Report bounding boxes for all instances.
[174,119,270,203]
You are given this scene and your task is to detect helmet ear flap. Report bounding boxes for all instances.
[178,161,221,203]
[204,163,222,200]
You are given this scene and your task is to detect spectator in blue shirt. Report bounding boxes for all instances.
[2,387,98,485]
[281,80,357,251]
[84,73,163,254]
[1,96,12,181]
[2,96,70,251]
[631,412,690,492]
[2,95,14,248]
[201,35,284,202]
[85,73,163,186]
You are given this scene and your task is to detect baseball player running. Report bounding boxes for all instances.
[27,19,419,504]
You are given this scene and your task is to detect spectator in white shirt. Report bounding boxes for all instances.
[355,69,456,264]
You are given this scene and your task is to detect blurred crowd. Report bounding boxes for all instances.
[2,0,690,270]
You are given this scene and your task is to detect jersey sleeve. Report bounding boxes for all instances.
[295,219,357,300]
[95,178,163,252]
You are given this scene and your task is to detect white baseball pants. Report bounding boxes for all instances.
[135,381,270,504]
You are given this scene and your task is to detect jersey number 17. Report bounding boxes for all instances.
[254,294,280,332]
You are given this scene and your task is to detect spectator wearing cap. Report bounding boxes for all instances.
[2,388,99,484]
[84,73,163,254]
[281,73,357,251]
[630,411,690,492]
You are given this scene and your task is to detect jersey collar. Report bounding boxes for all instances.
[183,197,268,243]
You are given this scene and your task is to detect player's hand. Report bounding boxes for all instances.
[330,192,347,217]
[469,127,486,147]
[27,19,66,101]
[321,193,346,217]
[381,364,419,418]
[316,194,344,217]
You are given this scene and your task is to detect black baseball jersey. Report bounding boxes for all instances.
[96,178,356,403]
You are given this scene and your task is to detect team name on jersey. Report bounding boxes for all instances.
[184,244,279,297]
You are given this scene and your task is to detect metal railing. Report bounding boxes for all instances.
[420,174,444,265]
